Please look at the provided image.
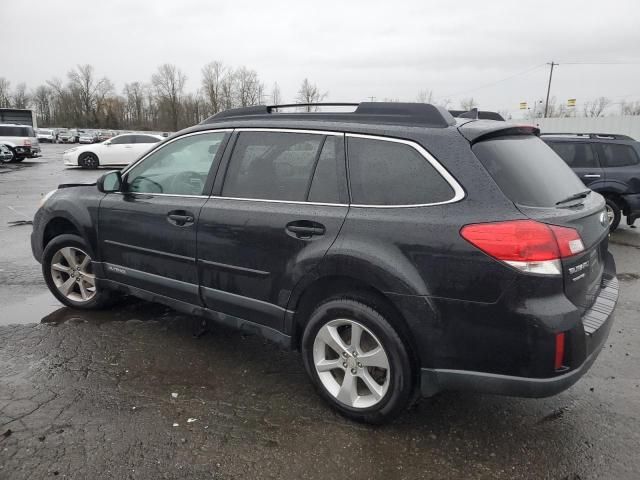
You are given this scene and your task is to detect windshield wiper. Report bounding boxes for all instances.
[555,190,591,206]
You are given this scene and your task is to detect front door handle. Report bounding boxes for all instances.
[583,174,601,178]
[167,211,195,226]
[286,221,326,238]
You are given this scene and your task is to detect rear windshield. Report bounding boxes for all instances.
[0,126,35,137]
[473,135,586,207]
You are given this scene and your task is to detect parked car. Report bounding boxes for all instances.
[79,131,98,144]
[32,103,618,423]
[62,133,163,168]
[0,143,14,163]
[541,133,640,231]
[0,123,41,161]
[37,128,56,143]
[57,129,75,144]
[96,130,115,142]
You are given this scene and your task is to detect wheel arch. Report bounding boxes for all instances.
[42,216,82,251]
[289,274,422,378]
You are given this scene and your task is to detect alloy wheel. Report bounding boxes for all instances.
[50,247,97,302]
[313,318,390,409]
[605,204,615,226]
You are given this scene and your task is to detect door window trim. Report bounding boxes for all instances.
[116,127,465,207]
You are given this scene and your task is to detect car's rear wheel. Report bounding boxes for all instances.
[301,297,414,424]
[605,198,621,232]
[42,234,112,309]
[79,152,99,169]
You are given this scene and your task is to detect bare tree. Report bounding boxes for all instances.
[67,64,113,126]
[32,86,53,125]
[583,96,611,117]
[202,61,226,115]
[123,82,146,128]
[621,100,640,116]
[0,78,11,107]
[220,71,236,110]
[235,67,262,107]
[296,78,327,111]
[459,97,478,111]
[152,64,186,131]
[416,90,435,103]
[12,83,30,109]
[271,82,282,105]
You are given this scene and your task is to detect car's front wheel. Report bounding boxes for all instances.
[78,152,99,169]
[301,297,414,424]
[42,234,112,309]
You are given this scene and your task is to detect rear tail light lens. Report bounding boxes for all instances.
[23,139,31,146]
[460,220,584,275]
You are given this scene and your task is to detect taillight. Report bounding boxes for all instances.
[460,220,584,275]
[23,139,31,146]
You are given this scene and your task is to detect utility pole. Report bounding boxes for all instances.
[368,96,376,102]
[543,61,557,118]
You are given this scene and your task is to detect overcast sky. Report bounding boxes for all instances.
[2,0,639,118]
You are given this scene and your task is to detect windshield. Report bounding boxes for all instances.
[473,135,587,208]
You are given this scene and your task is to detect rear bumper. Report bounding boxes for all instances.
[621,192,640,220]
[419,255,618,398]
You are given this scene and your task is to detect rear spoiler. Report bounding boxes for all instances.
[458,122,540,144]
[449,109,505,121]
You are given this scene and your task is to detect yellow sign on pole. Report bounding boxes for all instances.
[519,102,528,110]
[567,98,576,107]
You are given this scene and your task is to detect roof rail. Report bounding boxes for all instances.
[202,102,456,128]
[540,132,635,140]
[449,109,505,121]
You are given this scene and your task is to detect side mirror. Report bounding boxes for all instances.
[104,141,111,145]
[97,170,122,193]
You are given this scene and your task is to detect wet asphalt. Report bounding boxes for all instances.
[0,144,639,480]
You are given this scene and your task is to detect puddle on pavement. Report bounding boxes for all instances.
[1,293,180,327]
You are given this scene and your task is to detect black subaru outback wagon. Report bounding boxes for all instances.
[32,103,618,423]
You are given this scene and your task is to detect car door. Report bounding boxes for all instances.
[594,141,640,192]
[197,129,349,331]
[101,134,136,165]
[546,141,603,188]
[98,130,230,304]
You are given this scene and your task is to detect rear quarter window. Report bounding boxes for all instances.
[473,135,586,207]
[347,137,455,205]
[599,143,640,167]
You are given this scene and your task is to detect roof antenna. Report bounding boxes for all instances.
[458,108,479,120]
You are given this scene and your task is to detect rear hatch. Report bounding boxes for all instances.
[470,131,609,313]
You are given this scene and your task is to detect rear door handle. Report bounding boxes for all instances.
[167,211,195,226]
[583,174,601,178]
[286,221,326,238]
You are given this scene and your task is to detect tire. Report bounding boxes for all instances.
[42,234,112,309]
[78,152,99,169]
[605,198,621,232]
[301,297,414,424]
[0,146,13,164]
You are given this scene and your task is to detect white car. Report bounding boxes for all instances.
[63,133,163,169]
[37,128,56,143]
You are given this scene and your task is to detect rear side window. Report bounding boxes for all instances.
[347,137,454,205]
[473,135,586,207]
[308,136,345,203]
[110,135,135,145]
[599,143,640,167]
[222,132,323,201]
[547,142,598,168]
[0,126,34,137]
[134,135,161,144]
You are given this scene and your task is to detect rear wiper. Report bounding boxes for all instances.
[555,190,591,206]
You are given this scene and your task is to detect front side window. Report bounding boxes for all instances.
[599,143,640,167]
[547,142,598,168]
[125,132,226,195]
[110,135,135,145]
[222,132,324,201]
[347,137,454,205]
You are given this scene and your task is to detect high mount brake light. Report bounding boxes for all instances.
[460,220,584,275]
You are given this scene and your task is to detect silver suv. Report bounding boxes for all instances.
[0,124,40,162]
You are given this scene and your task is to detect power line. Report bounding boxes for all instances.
[561,62,640,65]
[437,63,545,99]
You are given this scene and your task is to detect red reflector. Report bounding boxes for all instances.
[460,220,583,262]
[555,333,565,370]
